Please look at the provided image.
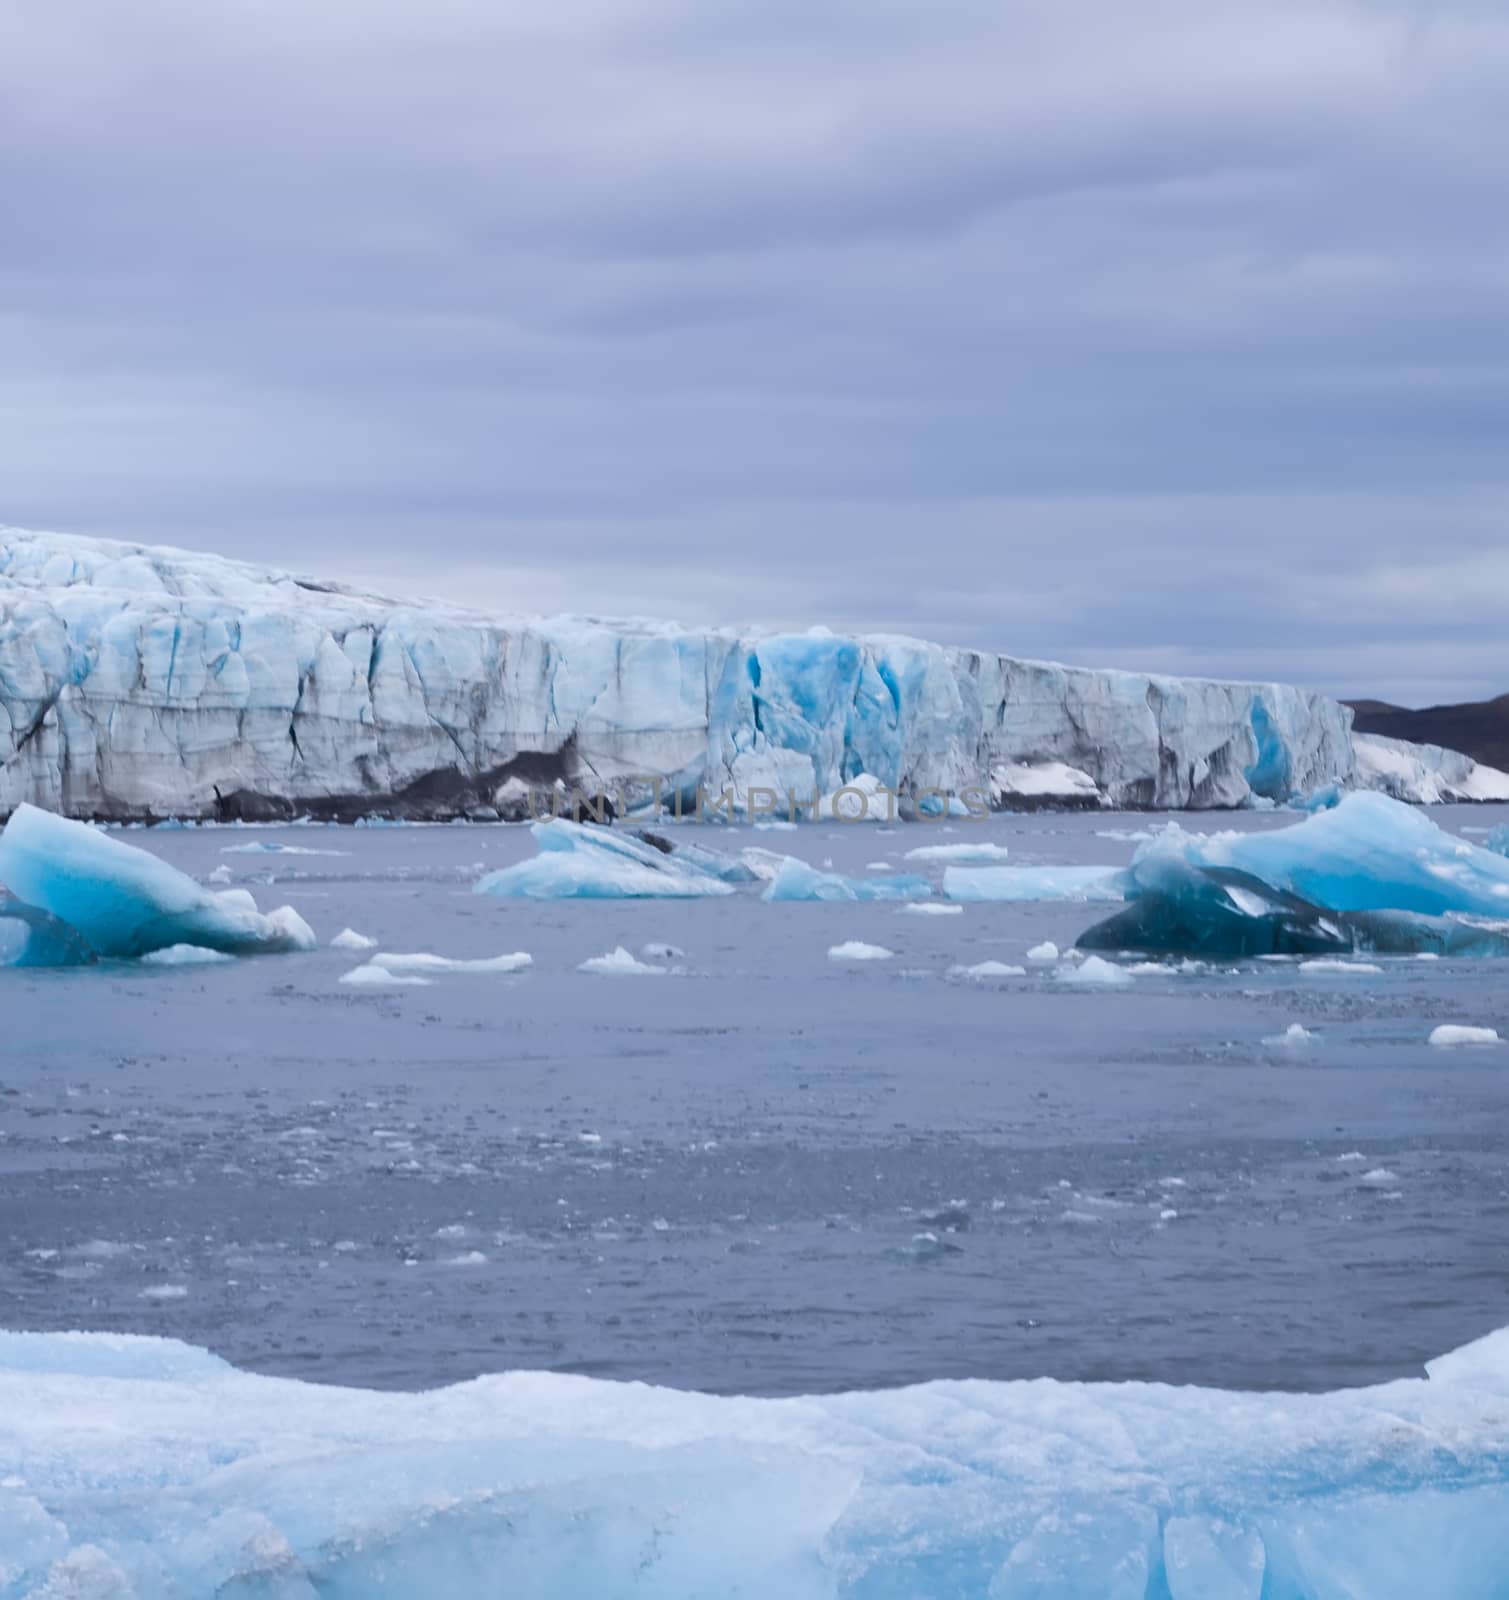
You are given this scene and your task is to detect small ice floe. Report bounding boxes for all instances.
[138,1285,188,1300]
[1053,955,1133,987]
[1359,1167,1399,1186]
[950,960,1026,980]
[207,864,233,885]
[904,842,1012,864]
[640,942,686,961]
[1026,941,1059,964]
[140,944,235,967]
[827,941,894,962]
[220,843,348,857]
[900,903,963,916]
[370,951,532,976]
[1335,1151,1367,1163]
[1263,1023,1317,1050]
[339,965,432,988]
[442,1251,489,1267]
[579,946,664,976]
[1299,959,1383,975]
[330,927,378,952]
[1428,1024,1501,1048]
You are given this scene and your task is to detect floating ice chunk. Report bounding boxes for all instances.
[2,1327,1509,1595]
[330,927,378,952]
[139,944,235,967]
[442,1251,489,1267]
[1263,1023,1317,1049]
[1055,954,1133,987]
[641,942,686,960]
[827,940,894,962]
[0,804,315,965]
[764,858,930,902]
[944,864,1126,903]
[1428,1024,1501,1048]
[1300,959,1383,975]
[476,819,740,900]
[1359,1167,1398,1185]
[206,863,233,885]
[900,902,963,916]
[220,842,348,856]
[1079,793,1509,960]
[950,960,1025,980]
[1025,940,1059,963]
[579,946,665,976]
[904,842,1012,863]
[138,1285,188,1301]
[339,965,431,988]
[369,951,532,976]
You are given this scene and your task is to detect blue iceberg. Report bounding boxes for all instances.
[0,804,315,965]
[475,819,743,899]
[1078,793,1509,958]
[762,857,932,902]
[1,1325,1507,1598]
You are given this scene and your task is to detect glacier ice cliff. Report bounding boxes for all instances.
[1,1325,1507,1598]
[0,526,1370,821]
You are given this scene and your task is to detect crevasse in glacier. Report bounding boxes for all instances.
[1077,792,1509,958]
[0,526,1365,820]
[0,803,315,964]
[1,1325,1507,1599]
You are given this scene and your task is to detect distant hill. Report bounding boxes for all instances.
[1346,693,1509,772]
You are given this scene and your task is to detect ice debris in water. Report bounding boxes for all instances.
[904,842,1012,863]
[579,946,666,976]
[2,1326,1508,1599]
[1429,1024,1501,1048]
[763,858,931,902]
[1300,959,1382,976]
[944,864,1127,903]
[0,803,315,966]
[219,842,348,856]
[1263,1023,1317,1049]
[1055,954,1133,987]
[330,927,378,951]
[1078,792,1509,960]
[900,902,963,916]
[367,951,532,976]
[828,940,894,962]
[1026,940,1059,963]
[475,819,744,899]
[138,944,235,967]
[950,960,1026,980]
[339,965,431,988]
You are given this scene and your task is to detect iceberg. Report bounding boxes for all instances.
[0,803,315,965]
[944,864,1127,903]
[1,526,1361,823]
[764,858,931,902]
[1078,793,1509,959]
[475,819,741,900]
[1,1327,1508,1599]
[1354,732,1509,804]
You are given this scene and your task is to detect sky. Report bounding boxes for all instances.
[3,0,1507,706]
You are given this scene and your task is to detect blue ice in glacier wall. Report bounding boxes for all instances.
[1,1326,1507,1598]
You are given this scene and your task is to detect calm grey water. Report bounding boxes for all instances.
[2,807,1508,1396]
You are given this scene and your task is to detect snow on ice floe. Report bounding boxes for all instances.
[828,941,894,962]
[944,864,1127,903]
[1428,1024,1501,1048]
[2,1328,1508,1600]
[0,804,314,966]
[579,946,667,976]
[475,819,743,899]
[330,927,378,951]
[904,841,1012,864]
[1077,792,1509,961]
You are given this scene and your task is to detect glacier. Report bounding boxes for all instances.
[0,525,1380,822]
[1,1326,1508,1598]
[1077,792,1509,959]
[0,803,315,965]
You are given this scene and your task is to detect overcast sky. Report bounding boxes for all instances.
[4,1,1507,705]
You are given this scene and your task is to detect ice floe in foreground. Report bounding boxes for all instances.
[0,804,314,966]
[1429,1024,1501,1048]
[1,1326,1507,1598]
[1078,793,1509,960]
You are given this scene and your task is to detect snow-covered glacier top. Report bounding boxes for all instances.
[0,523,1485,821]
